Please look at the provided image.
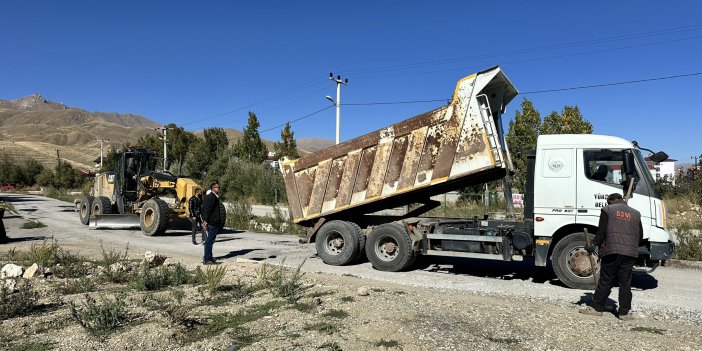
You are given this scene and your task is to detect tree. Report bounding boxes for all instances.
[163,123,197,174]
[273,122,299,160]
[505,99,541,192]
[184,127,229,180]
[232,111,268,163]
[540,106,592,135]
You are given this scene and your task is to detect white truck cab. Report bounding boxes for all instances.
[531,134,675,288]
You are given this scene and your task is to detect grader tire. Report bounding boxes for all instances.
[140,197,170,236]
[92,196,112,216]
[79,195,94,225]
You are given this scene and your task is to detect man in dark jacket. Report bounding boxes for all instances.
[580,193,643,320]
[200,181,226,264]
[188,188,204,245]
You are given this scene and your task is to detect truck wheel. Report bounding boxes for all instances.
[344,221,366,263]
[366,223,415,272]
[79,195,94,225]
[140,197,170,236]
[316,220,360,266]
[552,232,600,290]
[92,196,112,216]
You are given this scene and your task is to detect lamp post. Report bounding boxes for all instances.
[328,73,348,144]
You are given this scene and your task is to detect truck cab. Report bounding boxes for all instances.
[532,134,675,288]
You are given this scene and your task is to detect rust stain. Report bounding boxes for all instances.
[282,164,303,221]
[335,151,361,208]
[324,157,346,202]
[365,141,393,199]
[294,167,317,216]
[307,160,332,216]
[383,136,409,189]
[353,146,377,194]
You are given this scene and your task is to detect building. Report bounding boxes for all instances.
[645,157,676,185]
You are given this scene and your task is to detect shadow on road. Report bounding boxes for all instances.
[0,196,46,203]
[216,248,261,260]
[576,292,618,309]
[1,236,48,244]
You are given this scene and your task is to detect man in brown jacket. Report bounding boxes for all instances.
[580,193,643,320]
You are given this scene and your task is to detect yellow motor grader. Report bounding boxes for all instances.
[76,148,201,236]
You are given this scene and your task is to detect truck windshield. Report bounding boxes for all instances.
[634,149,660,199]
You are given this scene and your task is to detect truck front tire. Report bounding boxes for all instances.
[552,232,599,290]
[316,220,360,265]
[366,223,415,272]
[140,197,170,236]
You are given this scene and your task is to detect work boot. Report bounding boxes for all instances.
[578,306,603,316]
[618,313,634,321]
[603,305,616,313]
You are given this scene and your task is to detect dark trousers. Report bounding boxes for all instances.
[190,216,203,243]
[203,224,221,262]
[592,254,635,314]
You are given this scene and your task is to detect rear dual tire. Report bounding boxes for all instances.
[365,223,415,272]
[316,220,366,266]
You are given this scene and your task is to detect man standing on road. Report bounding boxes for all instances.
[201,181,226,265]
[580,193,643,321]
[188,188,204,245]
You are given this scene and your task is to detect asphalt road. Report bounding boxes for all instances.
[2,192,701,320]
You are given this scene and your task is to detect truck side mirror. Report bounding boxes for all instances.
[649,151,669,164]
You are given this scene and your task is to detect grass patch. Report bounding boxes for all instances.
[319,341,342,351]
[68,294,127,337]
[57,278,97,295]
[393,290,406,295]
[183,300,284,344]
[7,238,84,274]
[21,221,47,229]
[99,243,129,267]
[323,309,349,319]
[309,290,335,298]
[0,201,16,212]
[0,280,40,319]
[303,321,339,335]
[375,339,401,348]
[258,259,307,303]
[341,296,354,302]
[291,301,315,313]
[7,341,55,351]
[371,288,385,293]
[41,187,81,203]
[196,265,227,294]
[631,326,666,335]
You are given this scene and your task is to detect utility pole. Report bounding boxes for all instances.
[55,148,61,167]
[156,127,173,171]
[328,73,349,144]
[99,139,109,170]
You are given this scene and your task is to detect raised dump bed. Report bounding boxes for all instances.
[282,66,518,232]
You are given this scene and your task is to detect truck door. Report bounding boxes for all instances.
[533,148,577,238]
[576,149,652,237]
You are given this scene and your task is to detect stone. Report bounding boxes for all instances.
[1,263,23,279]
[226,345,238,351]
[357,286,370,296]
[144,251,156,263]
[22,263,41,279]
[313,297,322,305]
[4,279,17,291]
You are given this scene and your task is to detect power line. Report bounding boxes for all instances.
[260,105,334,134]
[521,72,702,94]
[259,71,702,134]
[341,24,702,77]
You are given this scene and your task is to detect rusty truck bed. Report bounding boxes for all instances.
[282,66,518,226]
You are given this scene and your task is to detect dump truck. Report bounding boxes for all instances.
[281,66,675,289]
[76,147,201,236]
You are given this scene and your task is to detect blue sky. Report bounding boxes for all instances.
[2,1,701,162]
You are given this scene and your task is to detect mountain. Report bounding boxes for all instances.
[0,93,161,168]
[0,93,335,169]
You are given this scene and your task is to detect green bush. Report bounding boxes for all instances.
[69,294,127,336]
[58,278,97,295]
[196,265,227,294]
[672,222,702,261]
[132,263,195,291]
[226,200,252,230]
[0,280,39,320]
[207,155,287,205]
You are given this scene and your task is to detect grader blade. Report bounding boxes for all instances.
[89,214,141,230]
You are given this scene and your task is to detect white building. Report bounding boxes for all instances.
[646,157,676,185]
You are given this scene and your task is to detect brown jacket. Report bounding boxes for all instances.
[593,200,642,258]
